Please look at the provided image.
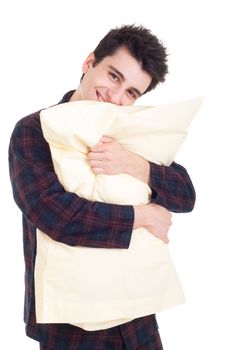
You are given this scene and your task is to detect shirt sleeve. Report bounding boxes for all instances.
[149,161,196,213]
[8,113,134,249]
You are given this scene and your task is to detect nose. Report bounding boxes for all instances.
[107,88,123,106]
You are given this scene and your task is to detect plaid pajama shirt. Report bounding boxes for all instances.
[8,91,195,349]
[39,325,163,349]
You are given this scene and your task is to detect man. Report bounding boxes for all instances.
[9,25,195,349]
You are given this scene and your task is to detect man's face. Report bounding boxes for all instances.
[78,46,152,106]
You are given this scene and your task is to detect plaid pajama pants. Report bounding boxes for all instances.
[39,328,163,350]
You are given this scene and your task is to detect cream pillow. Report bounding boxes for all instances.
[35,98,203,331]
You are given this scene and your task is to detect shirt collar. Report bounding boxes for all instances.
[58,90,76,104]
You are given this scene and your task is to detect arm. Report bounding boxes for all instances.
[122,154,196,213]
[124,156,196,213]
[89,136,196,213]
[8,113,134,249]
[149,161,196,213]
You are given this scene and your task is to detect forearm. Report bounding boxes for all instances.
[124,149,195,213]
[149,161,196,213]
[124,150,150,184]
[9,116,134,249]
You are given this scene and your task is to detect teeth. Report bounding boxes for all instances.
[97,91,104,102]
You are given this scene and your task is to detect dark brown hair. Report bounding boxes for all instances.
[92,24,168,93]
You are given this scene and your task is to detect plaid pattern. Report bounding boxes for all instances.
[8,91,195,349]
[37,316,161,350]
[137,330,163,350]
[39,328,163,349]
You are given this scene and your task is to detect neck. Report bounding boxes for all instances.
[70,89,83,102]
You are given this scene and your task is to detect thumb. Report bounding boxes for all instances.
[100,135,115,143]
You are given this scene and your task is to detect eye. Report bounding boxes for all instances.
[127,90,136,99]
[109,72,119,82]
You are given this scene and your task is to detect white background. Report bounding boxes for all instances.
[1,0,232,349]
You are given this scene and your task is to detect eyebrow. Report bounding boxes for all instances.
[108,65,142,97]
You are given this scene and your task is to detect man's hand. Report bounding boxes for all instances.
[88,136,127,174]
[134,203,172,244]
[89,136,172,244]
[88,136,150,184]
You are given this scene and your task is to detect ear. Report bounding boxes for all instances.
[82,52,95,74]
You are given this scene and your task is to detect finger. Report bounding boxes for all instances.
[90,143,105,152]
[89,160,104,167]
[91,167,105,174]
[100,135,115,143]
[88,151,105,160]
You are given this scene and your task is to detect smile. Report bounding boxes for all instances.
[96,91,106,102]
